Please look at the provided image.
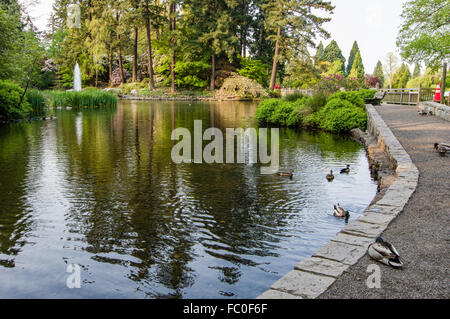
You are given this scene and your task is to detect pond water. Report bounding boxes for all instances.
[0,100,377,299]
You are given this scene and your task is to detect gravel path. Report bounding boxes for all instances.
[319,104,450,299]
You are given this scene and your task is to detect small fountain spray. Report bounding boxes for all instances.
[73,61,82,92]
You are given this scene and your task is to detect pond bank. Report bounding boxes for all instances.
[258,104,419,299]
[320,103,450,299]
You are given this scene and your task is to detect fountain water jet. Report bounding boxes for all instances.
[74,62,82,92]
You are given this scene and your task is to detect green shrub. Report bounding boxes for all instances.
[216,75,269,99]
[283,92,305,102]
[0,80,31,120]
[323,107,367,133]
[305,93,327,112]
[237,56,269,87]
[327,91,365,108]
[303,112,322,128]
[320,98,355,114]
[26,89,47,117]
[269,102,300,126]
[255,99,282,123]
[356,89,376,100]
[266,89,281,98]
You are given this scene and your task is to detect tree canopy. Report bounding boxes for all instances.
[397,0,450,68]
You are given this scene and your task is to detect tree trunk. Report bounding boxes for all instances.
[169,1,176,93]
[118,47,125,84]
[242,0,247,58]
[258,25,264,57]
[269,27,281,90]
[132,27,138,82]
[116,12,125,84]
[146,18,156,91]
[108,48,112,87]
[441,62,447,105]
[210,51,216,91]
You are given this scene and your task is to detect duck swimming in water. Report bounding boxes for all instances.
[326,170,335,181]
[277,170,294,178]
[334,204,350,219]
[368,237,403,268]
[340,165,350,174]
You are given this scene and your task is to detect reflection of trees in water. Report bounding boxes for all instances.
[0,124,36,268]
[55,103,197,297]
[16,100,368,297]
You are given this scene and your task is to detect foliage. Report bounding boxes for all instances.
[305,92,328,112]
[327,91,365,108]
[45,89,118,110]
[255,90,367,133]
[0,80,31,120]
[346,41,360,75]
[365,75,381,88]
[283,92,306,102]
[348,51,365,80]
[321,105,367,133]
[392,63,411,88]
[236,56,269,87]
[322,40,346,74]
[216,75,268,99]
[397,0,450,68]
[373,60,385,86]
[26,89,47,117]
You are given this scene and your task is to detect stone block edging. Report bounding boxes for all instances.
[257,104,419,299]
[419,101,450,122]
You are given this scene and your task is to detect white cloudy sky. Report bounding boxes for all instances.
[22,0,406,73]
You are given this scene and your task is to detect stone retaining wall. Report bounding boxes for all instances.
[419,101,450,122]
[257,104,419,299]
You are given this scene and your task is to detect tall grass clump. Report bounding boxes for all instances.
[26,89,47,117]
[283,92,305,102]
[46,89,117,110]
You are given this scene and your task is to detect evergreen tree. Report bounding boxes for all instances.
[183,0,239,90]
[322,40,345,74]
[373,60,384,85]
[392,63,411,88]
[314,42,324,65]
[346,41,360,75]
[262,0,334,90]
[348,51,365,80]
[412,64,421,78]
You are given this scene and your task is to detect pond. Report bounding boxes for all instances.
[0,100,377,298]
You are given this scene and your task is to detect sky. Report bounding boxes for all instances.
[22,0,406,73]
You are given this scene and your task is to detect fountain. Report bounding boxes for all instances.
[73,61,82,92]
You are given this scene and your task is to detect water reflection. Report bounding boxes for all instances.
[0,101,377,298]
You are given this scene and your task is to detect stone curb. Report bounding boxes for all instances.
[419,101,450,122]
[257,104,419,299]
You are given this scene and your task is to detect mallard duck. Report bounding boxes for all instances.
[334,204,350,219]
[368,237,403,268]
[340,165,350,174]
[326,170,335,181]
[418,110,427,116]
[277,170,294,178]
[434,143,450,156]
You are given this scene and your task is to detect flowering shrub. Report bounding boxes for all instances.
[216,75,268,99]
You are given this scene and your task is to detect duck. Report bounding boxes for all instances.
[277,170,294,178]
[334,204,350,219]
[368,237,403,268]
[434,143,450,156]
[326,170,335,181]
[418,110,427,116]
[340,165,350,174]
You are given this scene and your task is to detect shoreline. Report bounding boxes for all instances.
[257,104,419,299]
